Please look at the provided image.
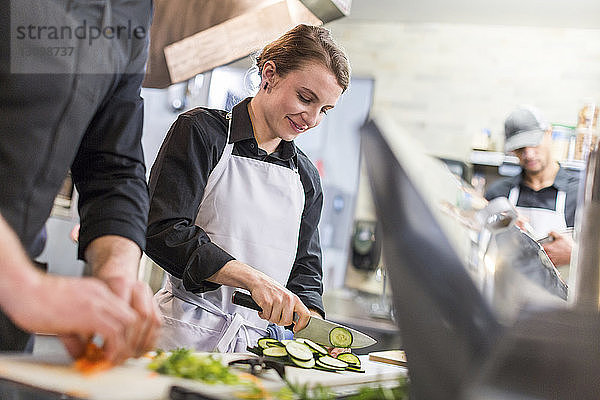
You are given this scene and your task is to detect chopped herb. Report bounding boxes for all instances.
[148,348,240,385]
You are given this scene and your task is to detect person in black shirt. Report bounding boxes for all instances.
[0,0,160,363]
[485,106,581,269]
[146,24,350,352]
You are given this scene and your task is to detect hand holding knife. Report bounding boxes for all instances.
[232,291,376,349]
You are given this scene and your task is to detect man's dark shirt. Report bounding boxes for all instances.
[485,166,582,227]
[146,98,325,316]
[0,0,152,351]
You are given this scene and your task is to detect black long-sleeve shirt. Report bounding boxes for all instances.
[0,0,151,259]
[0,0,152,352]
[146,98,325,316]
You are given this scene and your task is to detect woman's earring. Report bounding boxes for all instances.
[263,82,268,90]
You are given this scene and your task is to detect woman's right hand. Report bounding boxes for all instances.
[208,259,312,332]
[7,273,138,363]
[248,272,311,333]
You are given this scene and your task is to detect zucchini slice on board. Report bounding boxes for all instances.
[296,338,328,355]
[290,356,316,369]
[336,352,361,367]
[345,365,366,373]
[262,346,288,357]
[257,338,281,349]
[316,359,345,371]
[318,355,349,370]
[329,326,353,348]
[315,361,343,372]
[285,341,313,362]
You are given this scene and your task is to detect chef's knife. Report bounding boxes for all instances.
[232,291,377,349]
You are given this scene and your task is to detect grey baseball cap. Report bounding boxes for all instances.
[504,106,550,152]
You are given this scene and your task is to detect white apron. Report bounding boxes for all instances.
[508,186,568,240]
[155,114,305,352]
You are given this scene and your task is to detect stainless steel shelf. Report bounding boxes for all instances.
[470,150,585,170]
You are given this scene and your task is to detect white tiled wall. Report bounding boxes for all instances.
[328,21,600,160]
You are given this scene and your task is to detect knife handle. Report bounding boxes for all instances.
[232,291,263,312]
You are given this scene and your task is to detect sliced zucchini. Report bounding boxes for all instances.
[257,338,281,349]
[318,355,348,369]
[290,356,316,369]
[247,346,263,356]
[262,346,288,357]
[285,341,313,362]
[315,359,345,371]
[314,362,342,372]
[279,339,294,346]
[295,338,328,355]
[329,326,353,348]
[346,365,366,373]
[336,353,361,367]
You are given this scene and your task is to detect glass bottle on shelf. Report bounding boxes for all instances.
[550,125,574,162]
[574,102,599,161]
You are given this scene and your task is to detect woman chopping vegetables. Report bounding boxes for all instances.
[146,24,350,352]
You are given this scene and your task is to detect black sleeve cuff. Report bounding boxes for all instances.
[182,241,234,292]
[78,218,146,260]
[296,290,325,318]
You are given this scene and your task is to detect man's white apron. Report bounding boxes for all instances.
[508,186,568,240]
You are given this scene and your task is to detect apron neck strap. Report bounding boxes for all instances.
[556,191,567,214]
[225,112,233,143]
[508,186,519,205]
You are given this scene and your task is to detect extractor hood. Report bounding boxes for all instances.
[143,0,351,88]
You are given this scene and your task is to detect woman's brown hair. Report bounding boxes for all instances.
[255,24,350,92]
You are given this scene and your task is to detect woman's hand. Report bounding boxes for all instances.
[249,272,311,332]
[207,259,312,331]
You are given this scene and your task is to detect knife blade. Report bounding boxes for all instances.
[231,291,377,349]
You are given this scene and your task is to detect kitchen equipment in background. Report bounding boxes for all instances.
[166,81,189,112]
[437,157,472,183]
[231,291,377,349]
[369,264,393,320]
[362,115,600,400]
[350,220,392,320]
[163,1,322,84]
[143,0,338,88]
[362,117,501,400]
[351,220,380,271]
[299,0,351,22]
[568,139,600,311]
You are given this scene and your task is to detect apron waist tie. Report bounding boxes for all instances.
[215,313,251,353]
[164,275,260,351]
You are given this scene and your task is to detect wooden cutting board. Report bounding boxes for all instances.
[0,353,407,399]
[368,350,408,366]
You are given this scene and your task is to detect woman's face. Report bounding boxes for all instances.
[261,61,344,142]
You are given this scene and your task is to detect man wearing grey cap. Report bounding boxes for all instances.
[485,106,582,271]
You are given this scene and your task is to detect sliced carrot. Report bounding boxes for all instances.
[73,341,114,375]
